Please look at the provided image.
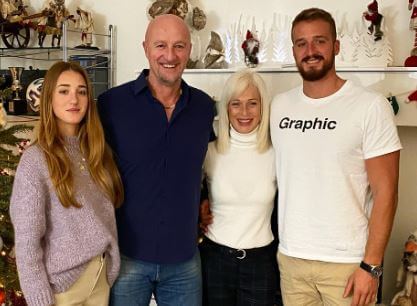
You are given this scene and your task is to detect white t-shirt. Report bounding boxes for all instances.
[270,80,402,263]
[203,127,277,249]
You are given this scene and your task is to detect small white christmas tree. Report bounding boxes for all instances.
[271,14,292,65]
[224,29,233,65]
[258,21,268,64]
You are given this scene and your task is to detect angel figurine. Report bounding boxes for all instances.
[241,30,260,68]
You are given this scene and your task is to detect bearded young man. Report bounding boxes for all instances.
[270,8,402,306]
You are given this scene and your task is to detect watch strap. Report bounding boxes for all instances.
[360,261,383,278]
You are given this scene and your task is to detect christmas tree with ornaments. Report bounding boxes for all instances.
[0,110,32,306]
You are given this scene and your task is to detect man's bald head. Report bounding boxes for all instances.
[142,14,192,88]
[145,14,191,45]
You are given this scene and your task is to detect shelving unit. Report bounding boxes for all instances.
[0,22,115,98]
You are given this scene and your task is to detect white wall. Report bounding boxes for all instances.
[12,0,417,303]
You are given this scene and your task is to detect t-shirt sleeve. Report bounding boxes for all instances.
[9,148,54,306]
[362,95,402,159]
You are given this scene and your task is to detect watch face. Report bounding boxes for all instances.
[371,266,383,277]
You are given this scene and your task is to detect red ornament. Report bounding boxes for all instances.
[405,55,417,66]
[0,288,5,304]
[9,290,27,306]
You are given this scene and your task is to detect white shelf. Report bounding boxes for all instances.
[184,66,417,74]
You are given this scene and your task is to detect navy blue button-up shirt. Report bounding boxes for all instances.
[97,70,214,264]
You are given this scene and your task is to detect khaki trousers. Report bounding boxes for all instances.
[278,252,376,306]
[54,254,109,306]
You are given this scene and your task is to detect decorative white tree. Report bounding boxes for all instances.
[271,14,292,65]
[355,20,392,67]
[337,27,360,67]
[258,21,268,64]
[232,15,244,66]
[224,28,233,65]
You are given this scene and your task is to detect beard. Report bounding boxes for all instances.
[296,53,335,82]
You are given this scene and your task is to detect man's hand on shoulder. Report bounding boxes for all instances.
[199,199,213,234]
[343,267,378,306]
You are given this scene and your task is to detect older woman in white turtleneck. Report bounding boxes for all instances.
[199,70,277,306]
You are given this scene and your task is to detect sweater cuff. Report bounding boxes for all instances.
[25,290,54,306]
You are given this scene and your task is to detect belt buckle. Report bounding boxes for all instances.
[236,249,246,259]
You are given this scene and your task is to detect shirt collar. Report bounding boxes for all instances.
[132,69,190,109]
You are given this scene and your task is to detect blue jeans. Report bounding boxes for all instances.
[110,251,202,306]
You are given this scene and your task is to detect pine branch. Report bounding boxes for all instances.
[0,148,21,167]
[0,124,33,147]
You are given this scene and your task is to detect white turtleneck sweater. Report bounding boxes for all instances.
[203,127,277,249]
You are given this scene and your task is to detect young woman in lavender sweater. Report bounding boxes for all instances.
[10,61,124,306]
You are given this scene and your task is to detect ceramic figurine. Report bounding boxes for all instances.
[148,0,188,19]
[0,0,18,20]
[36,0,72,47]
[75,7,96,49]
[203,31,226,69]
[192,7,206,31]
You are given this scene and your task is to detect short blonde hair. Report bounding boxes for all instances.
[216,69,271,153]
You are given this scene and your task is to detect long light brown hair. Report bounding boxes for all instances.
[37,61,123,208]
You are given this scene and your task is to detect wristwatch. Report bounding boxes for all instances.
[360,261,383,278]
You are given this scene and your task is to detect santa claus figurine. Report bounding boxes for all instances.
[363,0,384,41]
[241,30,260,68]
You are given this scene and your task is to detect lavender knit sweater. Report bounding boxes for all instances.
[10,137,120,306]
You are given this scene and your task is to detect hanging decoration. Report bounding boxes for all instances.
[387,95,400,115]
